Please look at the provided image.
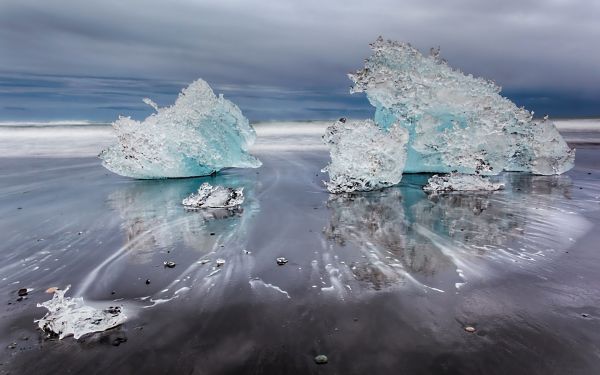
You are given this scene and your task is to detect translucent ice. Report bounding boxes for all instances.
[423,174,504,193]
[349,37,575,176]
[100,79,261,179]
[36,286,126,339]
[182,182,244,208]
[322,119,408,193]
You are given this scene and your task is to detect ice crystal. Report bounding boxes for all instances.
[349,37,575,176]
[182,182,244,208]
[322,119,408,193]
[100,79,261,179]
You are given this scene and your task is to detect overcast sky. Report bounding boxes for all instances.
[1,0,599,121]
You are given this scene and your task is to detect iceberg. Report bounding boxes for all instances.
[36,286,126,339]
[100,79,261,179]
[347,37,575,176]
[182,182,244,209]
[322,119,408,193]
[423,174,504,193]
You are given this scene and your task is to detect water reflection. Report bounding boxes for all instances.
[77,172,259,302]
[325,174,592,293]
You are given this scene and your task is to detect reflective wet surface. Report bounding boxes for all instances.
[1,147,600,374]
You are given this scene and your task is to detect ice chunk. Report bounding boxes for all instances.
[100,79,261,179]
[36,286,126,339]
[322,119,408,193]
[423,173,504,193]
[182,183,244,208]
[349,37,575,175]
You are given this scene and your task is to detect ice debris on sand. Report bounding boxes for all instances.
[100,79,261,179]
[182,183,244,209]
[423,173,504,193]
[36,286,126,339]
[327,37,574,190]
[322,119,408,193]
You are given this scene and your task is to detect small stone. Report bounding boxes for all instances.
[210,233,215,236]
[243,250,251,255]
[112,337,127,346]
[164,261,176,268]
[45,287,58,294]
[276,257,288,266]
[314,355,328,364]
[17,288,28,297]
[7,343,17,349]
[16,296,24,302]
[145,279,151,285]
[464,326,476,333]
[581,313,591,318]
[216,259,226,267]
[78,231,83,235]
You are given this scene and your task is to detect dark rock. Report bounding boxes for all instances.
[17,288,28,297]
[164,261,176,268]
[276,257,288,266]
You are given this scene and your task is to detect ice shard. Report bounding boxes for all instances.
[322,119,408,193]
[36,286,126,339]
[182,183,244,209]
[100,79,261,179]
[423,174,504,193]
[348,37,575,176]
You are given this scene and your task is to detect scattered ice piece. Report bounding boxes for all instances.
[349,37,575,176]
[276,257,288,265]
[36,286,126,339]
[99,79,261,179]
[216,258,226,267]
[182,183,244,209]
[423,173,504,193]
[322,119,408,193]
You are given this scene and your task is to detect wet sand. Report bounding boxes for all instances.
[1,142,600,374]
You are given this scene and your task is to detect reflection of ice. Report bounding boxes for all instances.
[75,174,259,304]
[324,174,593,293]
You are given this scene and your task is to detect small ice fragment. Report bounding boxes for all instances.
[423,173,504,193]
[182,183,244,209]
[314,355,328,364]
[322,119,408,193]
[142,97,159,112]
[216,258,226,267]
[99,79,261,179]
[36,286,126,339]
[276,257,288,266]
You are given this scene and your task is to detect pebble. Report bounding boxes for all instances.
[145,279,151,285]
[582,313,591,318]
[164,261,176,268]
[464,326,476,333]
[276,257,288,266]
[17,288,28,297]
[314,355,328,364]
[216,259,226,267]
[45,287,58,294]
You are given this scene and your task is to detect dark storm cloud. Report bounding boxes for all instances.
[0,0,599,120]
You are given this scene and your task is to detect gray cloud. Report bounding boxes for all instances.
[0,0,599,120]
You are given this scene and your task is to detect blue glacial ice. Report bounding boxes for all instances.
[323,37,575,193]
[100,79,261,179]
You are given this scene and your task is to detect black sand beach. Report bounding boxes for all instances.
[1,134,600,374]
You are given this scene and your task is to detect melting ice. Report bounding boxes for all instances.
[182,183,244,209]
[423,174,504,193]
[324,38,575,193]
[322,119,408,193]
[100,79,261,179]
[36,286,126,339]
